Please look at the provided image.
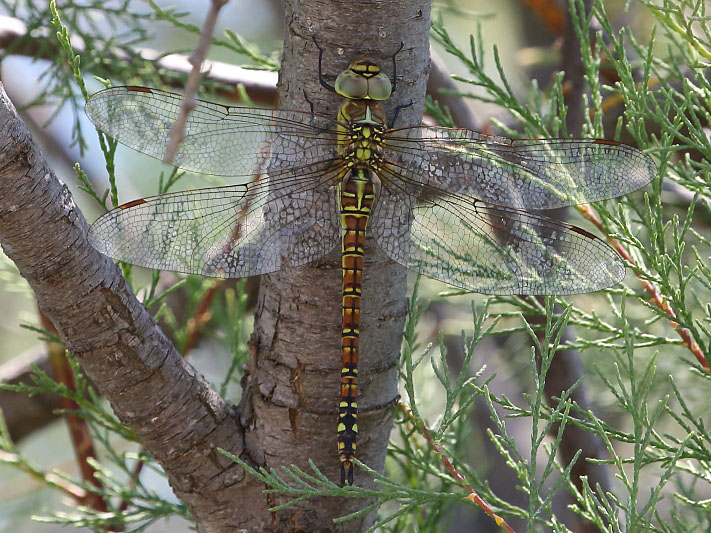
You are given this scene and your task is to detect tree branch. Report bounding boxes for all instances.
[234,0,430,529]
[0,81,272,531]
[163,0,230,165]
[427,47,481,130]
[0,14,278,106]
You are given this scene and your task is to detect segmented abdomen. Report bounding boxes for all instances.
[338,167,374,486]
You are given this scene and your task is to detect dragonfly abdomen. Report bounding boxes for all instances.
[338,166,375,485]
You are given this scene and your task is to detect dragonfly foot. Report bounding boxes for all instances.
[303,89,315,115]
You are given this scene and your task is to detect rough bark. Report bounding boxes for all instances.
[0,82,280,531]
[237,1,431,530]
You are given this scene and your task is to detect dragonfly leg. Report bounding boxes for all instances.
[303,88,316,115]
[301,89,333,133]
[389,99,413,128]
[389,41,405,93]
[312,35,337,93]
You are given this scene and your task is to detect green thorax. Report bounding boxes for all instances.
[334,59,391,170]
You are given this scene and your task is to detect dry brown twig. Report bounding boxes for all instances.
[397,403,516,533]
[163,0,230,165]
[579,204,710,371]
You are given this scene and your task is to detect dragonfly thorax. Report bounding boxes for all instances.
[342,138,384,169]
[338,99,387,125]
[339,113,386,170]
[335,59,392,101]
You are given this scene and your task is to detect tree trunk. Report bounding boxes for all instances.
[0,83,266,531]
[238,0,431,529]
[0,1,431,531]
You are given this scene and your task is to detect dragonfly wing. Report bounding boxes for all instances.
[85,86,341,177]
[89,167,342,277]
[371,173,624,295]
[383,128,656,210]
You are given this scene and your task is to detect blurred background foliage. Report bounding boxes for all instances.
[0,0,710,531]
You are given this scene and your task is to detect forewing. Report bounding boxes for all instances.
[85,86,341,177]
[89,165,343,277]
[371,168,624,295]
[383,128,656,210]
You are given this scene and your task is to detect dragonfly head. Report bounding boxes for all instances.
[335,59,392,101]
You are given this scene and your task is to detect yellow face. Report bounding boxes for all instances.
[334,59,392,101]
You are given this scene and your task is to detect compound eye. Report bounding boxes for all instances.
[335,70,369,99]
[367,73,392,101]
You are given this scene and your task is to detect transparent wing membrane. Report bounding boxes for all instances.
[384,127,656,210]
[89,166,343,277]
[86,86,655,294]
[371,168,624,295]
[85,86,342,177]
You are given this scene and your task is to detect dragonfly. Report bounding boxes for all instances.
[85,40,656,486]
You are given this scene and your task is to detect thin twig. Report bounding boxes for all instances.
[0,15,277,105]
[182,152,263,354]
[428,48,481,131]
[182,281,224,355]
[0,450,88,501]
[124,161,261,494]
[579,204,710,371]
[163,0,230,165]
[117,460,144,514]
[0,344,59,440]
[397,403,516,533]
[38,312,112,518]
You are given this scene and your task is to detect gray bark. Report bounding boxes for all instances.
[239,0,431,529]
[0,83,271,531]
[0,1,432,531]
